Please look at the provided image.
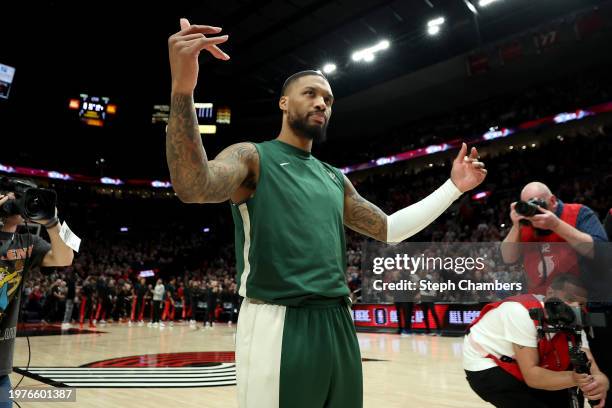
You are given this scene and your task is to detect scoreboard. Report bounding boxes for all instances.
[69,94,117,127]
[152,103,231,134]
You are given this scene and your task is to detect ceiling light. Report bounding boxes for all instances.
[427,17,445,27]
[351,40,390,62]
[427,25,441,35]
[479,0,501,7]
[322,63,337,74]
[463,0,478,14]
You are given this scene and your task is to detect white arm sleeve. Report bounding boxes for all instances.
[386,179,462,243]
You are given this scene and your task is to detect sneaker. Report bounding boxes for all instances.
[92,319,97,325]
[169,321,174,327]
[159,322,165,328]
[401,330,412,337]
[147,322,153,327]
[153,322,158,327]
[205,322,210,328]
[138,321,144,327]
[211,322,215,328]
[61,322,71,330]
[100,320,107,325]
[227,321,232,327]
[128,321,133,327]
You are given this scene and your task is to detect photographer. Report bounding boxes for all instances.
[501,181,608,294]
[464,274,609,407]
[0,186,74,407]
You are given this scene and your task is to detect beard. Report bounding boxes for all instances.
[288,110,329,143]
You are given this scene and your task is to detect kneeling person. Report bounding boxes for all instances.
[464,274,609,408]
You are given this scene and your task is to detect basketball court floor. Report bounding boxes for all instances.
[11,323,489,407]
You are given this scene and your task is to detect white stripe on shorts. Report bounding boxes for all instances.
[236,298,286,408]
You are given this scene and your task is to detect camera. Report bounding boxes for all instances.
[529,298,605,330]
[529,298,607,407]
[515,198,553,234]
[515,198,547,218]
[0,177,57,221]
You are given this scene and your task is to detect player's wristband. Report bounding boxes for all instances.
[43,217,60,229]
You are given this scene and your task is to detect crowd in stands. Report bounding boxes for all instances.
[14,66,612,322]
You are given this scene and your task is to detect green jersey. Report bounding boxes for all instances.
[231,139,348,306]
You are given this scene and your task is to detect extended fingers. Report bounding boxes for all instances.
[205,44,230,60]
[179,24,223,36]
[470,160,486,169]
[187,35,229,52]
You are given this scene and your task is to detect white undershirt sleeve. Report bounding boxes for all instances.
[386,179,462,243]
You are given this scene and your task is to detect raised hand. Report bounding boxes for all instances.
[168,18,230,94]
[450,143,487,193]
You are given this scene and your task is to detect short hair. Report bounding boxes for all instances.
[550,273,585,291]
[281,70,328,96]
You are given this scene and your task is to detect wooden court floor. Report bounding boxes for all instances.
[11,323,490,407]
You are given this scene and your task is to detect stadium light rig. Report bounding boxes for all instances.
[427,17,445,36]
[351,40,390,63]
[322,63,337,74]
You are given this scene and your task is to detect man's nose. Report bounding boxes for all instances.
[313,96,326,111]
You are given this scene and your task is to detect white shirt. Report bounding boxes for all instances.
[153,284,165,301]
[463,298,589,372]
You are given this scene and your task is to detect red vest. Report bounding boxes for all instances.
[520,203,582,295]
[468,294,575,382]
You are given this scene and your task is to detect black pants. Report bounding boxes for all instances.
[466,367,578,408]
[394,302,413,333]
[152,300,162,323]
[420,302,441,332]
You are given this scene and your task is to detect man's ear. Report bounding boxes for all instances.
[279,96,288,113]
[549,195,558,210]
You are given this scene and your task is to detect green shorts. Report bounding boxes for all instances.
[236,297,363,408]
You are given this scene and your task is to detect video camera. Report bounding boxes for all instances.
[0,177,57,221]
[529,299,607,407]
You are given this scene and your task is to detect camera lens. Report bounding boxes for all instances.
[23,189,57,220]
[515,201,538,217]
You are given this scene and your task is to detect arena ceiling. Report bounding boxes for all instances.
[0,0,607,177]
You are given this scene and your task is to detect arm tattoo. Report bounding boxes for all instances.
[205,143,258,203]
[166,93,258,203]
[343,175,387,242]
[166,93,209,202]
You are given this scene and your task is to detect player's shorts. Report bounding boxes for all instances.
[236,296,362,408]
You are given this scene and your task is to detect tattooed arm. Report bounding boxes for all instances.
[166,98,258,203]
[343,175,387,241]
[166,93,258,203]
[343,144,486,243]
[166,19,255,203]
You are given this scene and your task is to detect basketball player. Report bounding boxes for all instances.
[166,18,487,408]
